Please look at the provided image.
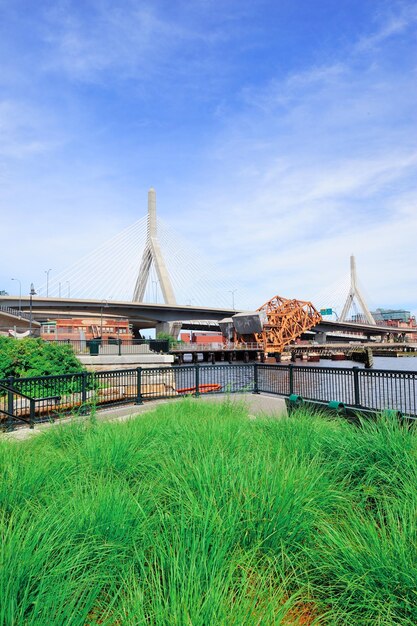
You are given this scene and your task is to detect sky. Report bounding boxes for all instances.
[1,0,416,316]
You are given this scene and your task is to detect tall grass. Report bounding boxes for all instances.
[1,400,417,624]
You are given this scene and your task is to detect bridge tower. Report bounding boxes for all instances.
[340,255,376,325]
[132,188,176,305]
[132,189,180,336]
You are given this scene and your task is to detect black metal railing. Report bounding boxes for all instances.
[1,363,416,430]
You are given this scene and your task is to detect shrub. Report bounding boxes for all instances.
[0,337,84,380]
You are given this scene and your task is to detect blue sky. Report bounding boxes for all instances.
[1,0,416,315]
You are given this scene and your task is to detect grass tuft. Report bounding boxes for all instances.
[1,400,416,624]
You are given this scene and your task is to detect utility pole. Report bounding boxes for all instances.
[29,283,36,336]
[228,289,237,310]
[45,268,52,297]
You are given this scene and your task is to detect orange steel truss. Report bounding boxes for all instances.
[255,295,322,354]
[256,296,322,352]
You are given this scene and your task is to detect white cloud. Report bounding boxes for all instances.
[168,9,417,312]
[1,1,416,318]
[40,0,234,83]
[0,100,61,159]
[355,3,417,53]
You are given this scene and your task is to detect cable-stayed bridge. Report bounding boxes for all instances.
[2,189,415,342]
[36,188,250,310]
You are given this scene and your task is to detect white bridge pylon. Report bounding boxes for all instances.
[340,255,376,325]
[132,188,176,305]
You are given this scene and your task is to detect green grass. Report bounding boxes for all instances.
[1,400,417,624]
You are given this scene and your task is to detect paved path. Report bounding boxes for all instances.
[2,393,287,442]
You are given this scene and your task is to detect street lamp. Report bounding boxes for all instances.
[29,283,36,336]
[11,278,21,315]
[66,281,71,298]
[45,268,52,297]
[100,300,108,339]
[228,289,237,310]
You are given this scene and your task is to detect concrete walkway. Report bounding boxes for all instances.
[3,393,287,442]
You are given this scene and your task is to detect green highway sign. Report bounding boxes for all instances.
[320,308,333,316]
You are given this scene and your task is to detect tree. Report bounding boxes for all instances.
[156,331,182,349]
[0,337,84,379]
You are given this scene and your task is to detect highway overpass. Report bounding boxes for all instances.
[0,296,235,330]
[0,295,414,339]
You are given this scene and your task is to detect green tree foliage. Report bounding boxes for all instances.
[0,337,84,379]
[156,331,182,348]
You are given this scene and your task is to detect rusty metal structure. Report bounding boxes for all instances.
[235,295,322,354]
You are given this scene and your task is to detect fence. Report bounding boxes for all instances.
[1,363,416,430]
[45,338,170,355]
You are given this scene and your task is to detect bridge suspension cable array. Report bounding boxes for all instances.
[311,255,377,324]
[40,195,253,309]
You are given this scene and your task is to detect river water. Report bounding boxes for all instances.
[300,356,417,372]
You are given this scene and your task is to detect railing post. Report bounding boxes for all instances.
[7,375,14,431]
[352,366,361,407]
[195,364,200,397]
[135,367,143,404]
[29,398,35,429]
[118,339,122,356]
[253,363,259,394]
[81,371,87,414]
[288,364,294,396]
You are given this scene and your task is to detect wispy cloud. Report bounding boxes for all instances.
[40,0,235,84]
[0,100,60,159]
[355,2,417,52]
[1,1,416,315]
[170,5,417,310]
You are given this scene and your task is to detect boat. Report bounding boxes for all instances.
[331,352,346,361]
[307,352,320,362]
[176,383,222,394]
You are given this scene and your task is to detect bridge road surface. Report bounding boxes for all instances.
[0,296,414,338]
[0,296,235,331]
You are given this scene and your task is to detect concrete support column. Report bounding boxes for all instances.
[316,332,327,344]
[155,321,182,338]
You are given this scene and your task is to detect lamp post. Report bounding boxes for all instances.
[100,300,108,339]
[66,281,71,298]
[228,289,237,310]
[11,278,21,315]
[45,268,52,297]
[29,283,36,336]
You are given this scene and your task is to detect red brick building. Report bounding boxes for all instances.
[41,318,133,342]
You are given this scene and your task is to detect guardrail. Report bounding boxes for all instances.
[0,306,33,321]
[1,363,416,430]
[171,342,263,352]
[43,338,170,355]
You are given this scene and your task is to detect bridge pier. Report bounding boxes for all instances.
[155,321,182,338]
[316,331,327,344]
